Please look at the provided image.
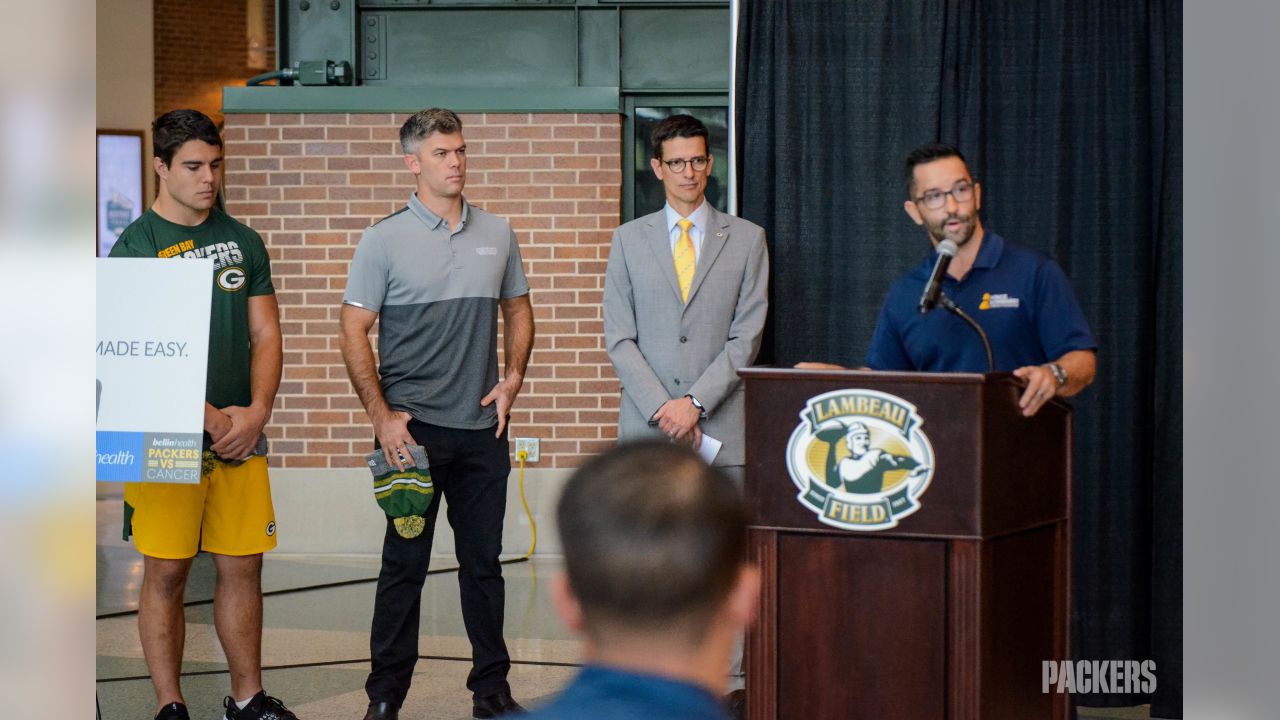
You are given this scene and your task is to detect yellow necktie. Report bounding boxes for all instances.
[674,218,695,303]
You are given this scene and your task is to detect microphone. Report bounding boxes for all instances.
[918,239,958,314]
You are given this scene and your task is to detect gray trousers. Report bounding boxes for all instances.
[718,464,746,691]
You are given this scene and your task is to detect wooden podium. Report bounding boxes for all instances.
[740,369,1070,720]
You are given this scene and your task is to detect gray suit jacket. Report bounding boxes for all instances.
[603,205,769,467]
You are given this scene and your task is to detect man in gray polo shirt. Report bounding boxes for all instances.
[339,108,535,720]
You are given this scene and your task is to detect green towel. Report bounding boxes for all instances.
[366,444,434,538]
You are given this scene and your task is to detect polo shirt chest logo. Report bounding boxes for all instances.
[979,292,1020,310]
[475,247,498,256]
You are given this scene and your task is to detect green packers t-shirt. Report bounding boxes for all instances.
[109,207,275,409]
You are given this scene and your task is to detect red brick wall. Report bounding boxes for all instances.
[154,0,275,124]
[222,112,622,469]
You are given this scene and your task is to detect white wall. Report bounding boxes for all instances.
[268,467,571,557]
[97,0,155,206]
[97,467,572,558]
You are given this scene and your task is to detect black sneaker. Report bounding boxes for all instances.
[472,690,525,718]
[155,703,190,720]
[224,691,299,720]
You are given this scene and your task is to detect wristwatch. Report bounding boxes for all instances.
[1046,362,1068,387]
[685,394,707,419]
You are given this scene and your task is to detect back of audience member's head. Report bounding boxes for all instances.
[556,440,750,648]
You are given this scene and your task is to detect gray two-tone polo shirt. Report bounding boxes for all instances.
[343,193,530,430]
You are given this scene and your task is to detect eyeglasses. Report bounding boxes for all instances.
[660,156,710,173]
[915,181,974,210]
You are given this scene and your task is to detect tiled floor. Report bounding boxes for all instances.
[97,496,1160,719]
[96,546,579,720]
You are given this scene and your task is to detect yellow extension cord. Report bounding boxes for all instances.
[516,450,537,559]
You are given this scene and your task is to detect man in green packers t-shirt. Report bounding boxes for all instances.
[109,110,294,720]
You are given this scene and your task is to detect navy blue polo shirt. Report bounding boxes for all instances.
[865,232,1097,372]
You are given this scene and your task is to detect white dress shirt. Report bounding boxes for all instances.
[664,200,709,264]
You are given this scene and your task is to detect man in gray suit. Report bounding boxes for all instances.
[604,113,769,480]
[603,114,768,715]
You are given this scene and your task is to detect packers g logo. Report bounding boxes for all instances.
[785,389,935,531]
[217,267,247,291]
[266,521,276,536]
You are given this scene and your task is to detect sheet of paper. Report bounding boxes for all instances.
[698,433,722,464]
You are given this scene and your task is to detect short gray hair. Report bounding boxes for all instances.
[400,108,463,154]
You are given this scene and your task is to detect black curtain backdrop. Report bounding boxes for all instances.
[736,0,1181,715]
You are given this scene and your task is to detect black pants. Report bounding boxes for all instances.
[365,420,512,706]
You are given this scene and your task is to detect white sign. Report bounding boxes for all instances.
[96,258,212,482]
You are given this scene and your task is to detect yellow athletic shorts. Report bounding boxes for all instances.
[123,456,278,559]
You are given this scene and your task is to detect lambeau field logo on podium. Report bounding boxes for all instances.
[785,389,935,531]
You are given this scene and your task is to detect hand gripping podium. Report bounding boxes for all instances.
[740,369,1070,720]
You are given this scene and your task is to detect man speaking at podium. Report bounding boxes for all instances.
[861,142,1098,417]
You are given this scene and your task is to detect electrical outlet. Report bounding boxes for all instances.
[514,437,540,463]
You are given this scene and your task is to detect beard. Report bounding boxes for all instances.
[925,210,978,247]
